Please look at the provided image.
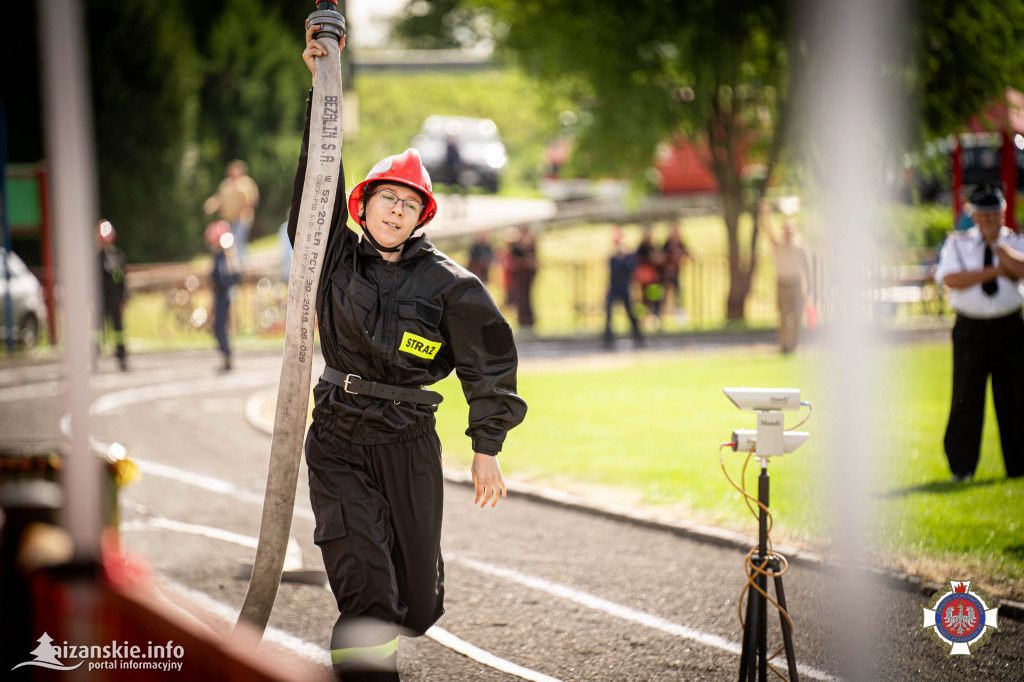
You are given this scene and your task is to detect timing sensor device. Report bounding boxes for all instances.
[730,429,809,454]
[723,387,807,458]
[723,387,801,412]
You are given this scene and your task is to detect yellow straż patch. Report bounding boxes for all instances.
[399,331,442,359]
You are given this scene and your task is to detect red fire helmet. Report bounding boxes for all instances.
[348,148,437,229]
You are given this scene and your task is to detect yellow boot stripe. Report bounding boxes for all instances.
[331,637,399,664]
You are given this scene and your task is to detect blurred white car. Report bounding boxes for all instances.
[0,248,47,347]
[412,115,507,193]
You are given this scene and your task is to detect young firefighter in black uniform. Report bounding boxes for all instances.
[293,24,527,680]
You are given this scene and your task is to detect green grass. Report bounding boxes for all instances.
[432,341,1024,596]
[435,347,826,546]
[876,343,1024,590]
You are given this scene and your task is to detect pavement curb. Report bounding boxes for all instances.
[243,387,1023,622]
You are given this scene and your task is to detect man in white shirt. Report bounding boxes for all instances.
[934,185,1024,481]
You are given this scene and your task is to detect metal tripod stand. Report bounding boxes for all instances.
[738,462,799,682]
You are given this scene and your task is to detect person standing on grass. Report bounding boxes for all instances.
[204,159,260,261]
[508,226,537,331]
[96,219,129,371]
[295,23,527,681]
[634,225,665,324]
[760,199,811,353]
[661,219,691,321]
[206,220,240,372]
[934,184,1024,482]
[603,225,644,348]
[467,230,494,284]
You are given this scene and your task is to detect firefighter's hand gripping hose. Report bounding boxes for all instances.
[234,1,345,639]
[720,443,796,681]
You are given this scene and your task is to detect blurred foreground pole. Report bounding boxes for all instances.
[38,0,103,561]
[801,0,906,679]
[2,101,15,353]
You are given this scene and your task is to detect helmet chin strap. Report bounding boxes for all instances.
[359,215,431,254]
[360,225,403,253]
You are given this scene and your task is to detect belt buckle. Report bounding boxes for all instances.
[343,373,361,394]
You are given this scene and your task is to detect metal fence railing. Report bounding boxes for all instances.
[128,250,947,342]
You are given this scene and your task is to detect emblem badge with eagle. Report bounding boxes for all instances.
[922,580,999,655]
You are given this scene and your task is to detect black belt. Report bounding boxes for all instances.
[955,308,1023,324]
[321,366,443,405]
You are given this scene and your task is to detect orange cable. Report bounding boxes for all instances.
[719,443,796,681]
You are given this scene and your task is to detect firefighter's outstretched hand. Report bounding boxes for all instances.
[472,453,507,508]
[303,22,347,86]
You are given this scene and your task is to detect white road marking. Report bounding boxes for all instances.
[94,376,560,680]
[162,578,564,681]
[92,369,838,681]
[91,369,280,415]
[454,557,840,682]
[160,578,329,664]
[0,366,197,403]
[425,627,564,682]
[121,516,306,571]
[129,458,314,523]
[132,459,838,680]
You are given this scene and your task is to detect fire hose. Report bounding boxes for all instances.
[234,0,345,637]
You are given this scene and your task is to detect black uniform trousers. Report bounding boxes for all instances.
[306,419,445,681]
[944,310,1024,478]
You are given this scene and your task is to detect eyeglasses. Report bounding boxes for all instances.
[369,188,423,215]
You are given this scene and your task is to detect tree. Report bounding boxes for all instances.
[470,0,790,320]
[905,0,1024,142]
[393,0,494,50]
[85,0,315,261]
[195,0,313,243]
[401,0,1024,320]
[88,0,204,261]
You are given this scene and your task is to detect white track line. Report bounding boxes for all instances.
[130,458,314,523]
[455,557,839,682]
[91,369,279,415]
[96,378,559,681]
[120,516,305,572]
[134,459,838,680]
[95,373,837,681]
[132,518,564,681]
[163,578,563,681]
[424,627,563,682]
[161,578,329,664]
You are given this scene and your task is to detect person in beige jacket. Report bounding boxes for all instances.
[760,199,811,353]
[204,159,259,259]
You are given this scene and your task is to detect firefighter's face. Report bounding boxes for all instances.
[362,183,423,251]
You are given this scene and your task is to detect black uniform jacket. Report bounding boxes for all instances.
[287,95,526,455]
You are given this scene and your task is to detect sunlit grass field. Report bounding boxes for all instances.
[432,341,1023,596]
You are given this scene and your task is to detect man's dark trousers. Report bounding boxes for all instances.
[944,310,1024,478]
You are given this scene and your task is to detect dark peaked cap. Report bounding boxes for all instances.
[969,184,1006,212]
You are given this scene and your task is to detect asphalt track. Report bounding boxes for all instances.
[2,347,1022,681]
